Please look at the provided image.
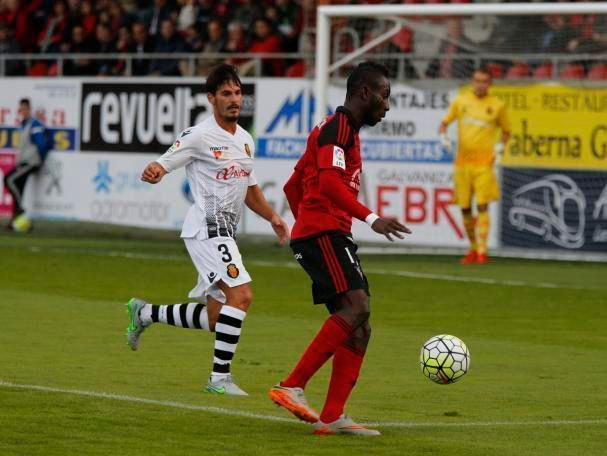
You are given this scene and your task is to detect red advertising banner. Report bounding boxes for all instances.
[0,151,15,218]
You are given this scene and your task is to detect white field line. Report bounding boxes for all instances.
[365,418,607,428]
[5,244,603,291]
[1,380,605,429]
[0,380,296,424]
[250,260,601,291]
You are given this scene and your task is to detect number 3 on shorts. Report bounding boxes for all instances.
[218,244,233,263]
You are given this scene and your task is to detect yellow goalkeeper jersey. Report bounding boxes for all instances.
[443,91,510,166]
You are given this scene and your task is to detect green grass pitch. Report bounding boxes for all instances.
[1,226,606,456]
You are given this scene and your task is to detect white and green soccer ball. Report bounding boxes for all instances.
[12,214,32,233]
[420,334,470,384]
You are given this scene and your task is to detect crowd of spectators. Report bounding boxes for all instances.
[0,0,304,76]
[367,7,607,81]
[472,11,607,80]
[1,0,607,79]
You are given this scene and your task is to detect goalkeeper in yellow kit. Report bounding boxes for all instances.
[439,67,510,265]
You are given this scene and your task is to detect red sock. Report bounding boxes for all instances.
[281,314,352,389]
[319,344,365,424]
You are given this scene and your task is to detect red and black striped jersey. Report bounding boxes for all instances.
[286,106,370,240]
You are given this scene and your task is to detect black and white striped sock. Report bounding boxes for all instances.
[211,306,247,381]
[146,303,210,331]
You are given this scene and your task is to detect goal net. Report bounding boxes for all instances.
[315,3,607,260]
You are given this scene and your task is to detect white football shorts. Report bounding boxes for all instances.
[183,236,252,304]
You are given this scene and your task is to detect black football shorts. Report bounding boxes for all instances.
[290,231,370,307]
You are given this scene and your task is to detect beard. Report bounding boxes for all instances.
[365,109,382,127]
[223,107,240,121]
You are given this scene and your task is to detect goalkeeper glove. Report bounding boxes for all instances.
[439,133,453,154]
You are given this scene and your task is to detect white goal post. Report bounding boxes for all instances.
[315,2,607,125]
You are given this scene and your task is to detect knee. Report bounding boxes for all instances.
[233,288,253,311]
[337,290,371,328]
[477,204,488,213]
[349,297,370,328]
[358,321,371,342]
[353,310,370,328]
[348,322,372,349]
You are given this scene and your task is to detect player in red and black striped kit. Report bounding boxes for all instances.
[269,62,411,436]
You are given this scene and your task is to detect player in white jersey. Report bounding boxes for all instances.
[125,64,289,396]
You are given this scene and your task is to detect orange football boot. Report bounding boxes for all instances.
[269,384,319,423]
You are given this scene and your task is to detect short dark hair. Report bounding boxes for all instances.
[254,17,271,28]
[346,61,389,100]
[19,98,30,106]
[474,66,492,79]
[206,64,242,94]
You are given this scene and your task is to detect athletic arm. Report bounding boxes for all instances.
[245,184,277,222]
[141,161,167,184]
[319,169,372,221]
[283,165,303,219]
[439,99,458,151]
[245,184,289,245]
[498,104,511,144]
[319,169,411,241]
[315,115,410,241]
[30,122,48,160]
[142,129,197,184]
[440,97,458,132]
[494,104,511,157]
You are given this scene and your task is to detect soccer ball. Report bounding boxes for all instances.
[12,214,32,233]
[420,334,470,384]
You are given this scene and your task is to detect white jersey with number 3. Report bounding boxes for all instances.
[157,115,257,240]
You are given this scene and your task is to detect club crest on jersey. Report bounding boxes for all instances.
[332,146,346,170]
[245,143,251,157]
[211,145,228,159]
[226,263,240,279]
